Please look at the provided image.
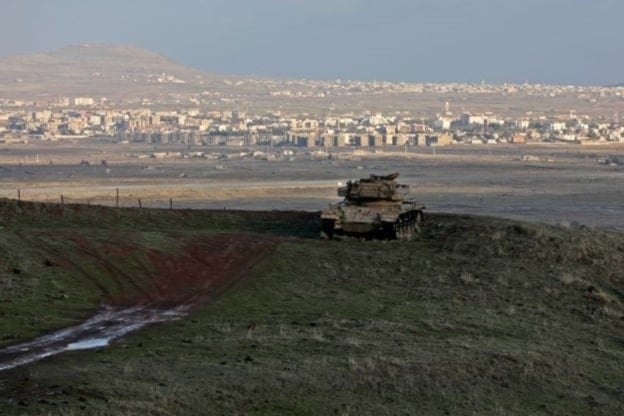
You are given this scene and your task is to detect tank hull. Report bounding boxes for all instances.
[321,202,424,240]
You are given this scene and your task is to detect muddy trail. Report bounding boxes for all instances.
[0,233,279,372]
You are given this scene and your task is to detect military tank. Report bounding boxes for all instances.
[321,172,425,240]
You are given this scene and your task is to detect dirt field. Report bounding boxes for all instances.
[2,141,624,230]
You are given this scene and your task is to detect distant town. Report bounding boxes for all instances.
[2,80,624,152]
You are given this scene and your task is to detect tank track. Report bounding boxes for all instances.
[382,210,423,240]
[321,211,423,240]
[320,218,336,239]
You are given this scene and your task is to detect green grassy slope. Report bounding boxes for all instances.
[1,199,624,415]
[0,199,317,346]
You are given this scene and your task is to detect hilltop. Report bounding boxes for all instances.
[0,199,624,414]
[0,44,232,99]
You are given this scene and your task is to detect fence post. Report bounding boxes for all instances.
[17,189,20,202]
[138,198,142,209]
[116,188,119,208]
[169,198,173,210]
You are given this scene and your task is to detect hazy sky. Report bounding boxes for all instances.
[2,0,623,85]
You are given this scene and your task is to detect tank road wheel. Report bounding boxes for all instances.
[321,219,336,239]
[392,211,422,241]
[404,217,414,240]
[394,218,406,240]
[398,214,412,241]
[392,222,400,240]
[382,221,396,240]
[416,211,424,224]
[389,215,406,240]
[413,211,424,233]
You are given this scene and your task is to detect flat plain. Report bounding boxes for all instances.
[1,141,624,230]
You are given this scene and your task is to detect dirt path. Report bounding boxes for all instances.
[0,233,279,372]
[104,233,279,307]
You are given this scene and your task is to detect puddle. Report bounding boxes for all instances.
[66,338,109,350]
[0,304,191,372]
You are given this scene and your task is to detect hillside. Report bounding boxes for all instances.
[0,44,231,99]
[0,199,624,414]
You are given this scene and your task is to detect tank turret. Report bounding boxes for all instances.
[321,172,425,240]
[338,172,408,202]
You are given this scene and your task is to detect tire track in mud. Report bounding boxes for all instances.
[138,233,279,307]
[63,231,154,301]
[13,230,113,297]
[0,233,280,372]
